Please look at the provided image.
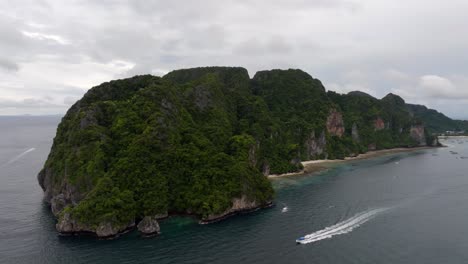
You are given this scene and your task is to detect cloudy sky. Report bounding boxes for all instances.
[1,0,468,118]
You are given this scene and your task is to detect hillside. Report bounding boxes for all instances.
[406,104,468,133]
[39,67,442,238]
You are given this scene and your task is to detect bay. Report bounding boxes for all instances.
[1,116,468,263]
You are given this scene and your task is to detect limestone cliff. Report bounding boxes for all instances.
[201,195,271,224]
[305,131,327,159]
[374,117,385,131]
[410,125,426,146]
[326,109,345,137]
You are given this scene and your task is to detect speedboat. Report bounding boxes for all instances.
[296,237,306,244]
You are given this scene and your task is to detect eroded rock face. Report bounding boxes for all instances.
[56,212,134,238]
[50,194,66,216]
[352,123,360,142]
[96,222,120,238]
[305,130,327,159]
[202,195,267,223]
[38,164,86,217]
[374,117,385,131]
[137,216,161,236]
[326,109,345,137]
[410,125,426,146]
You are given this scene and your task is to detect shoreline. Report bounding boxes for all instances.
[268,146,438,179]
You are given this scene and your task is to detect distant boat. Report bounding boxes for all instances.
[282,206,289,213]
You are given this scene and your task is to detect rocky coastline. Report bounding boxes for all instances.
[48,196,272,239]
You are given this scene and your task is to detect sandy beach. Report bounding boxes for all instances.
[268,146,436,179]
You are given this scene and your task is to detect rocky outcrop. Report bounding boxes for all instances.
[305,130,326,159]
[410,125,426,146]
[50,194,67,216]
[137,216,161,236]
[352,123,360,142]
[374,117,385,131]
[38,167,86,217]
[200,195,271,224]
[326,109,345,137]
[56,212,134,238]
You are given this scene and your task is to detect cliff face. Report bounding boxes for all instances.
[39,67,442,238]
[410,125,426,146]
[305,131,327,160]
[326,109,345,137]
[374,118,386,131]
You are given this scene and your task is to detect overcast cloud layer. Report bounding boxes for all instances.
[1,0,468,118]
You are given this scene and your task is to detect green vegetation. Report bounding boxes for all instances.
[407,104,468,133]
[39,67,447,230]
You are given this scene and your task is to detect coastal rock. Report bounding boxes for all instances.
[56,212,134,238]
[410,125,426,146]
[137,216,161,236]
[38,167,53,202]
[56,212,79,233]
[374,117,385,131]
[38,166,86,213]
[96,222,120,238]
[305,130,326,159]
[202,195,267,223]
[326,109,345,137]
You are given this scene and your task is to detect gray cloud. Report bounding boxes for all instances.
[0,0,468,118]
[0,59,19,72]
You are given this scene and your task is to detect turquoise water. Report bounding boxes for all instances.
[1,116,468,263]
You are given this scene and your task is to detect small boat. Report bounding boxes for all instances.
[296,237,306,244]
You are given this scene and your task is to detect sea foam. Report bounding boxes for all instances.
[5,148,36,165]
[297,207,389,244]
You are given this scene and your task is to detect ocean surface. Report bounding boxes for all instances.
[1,116,468,263]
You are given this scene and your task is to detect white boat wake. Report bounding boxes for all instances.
[296,208,389,244]
[5,148,36,165]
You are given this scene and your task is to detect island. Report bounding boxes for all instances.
[38,66,463,238]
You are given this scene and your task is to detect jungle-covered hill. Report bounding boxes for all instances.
[38,66,446,238]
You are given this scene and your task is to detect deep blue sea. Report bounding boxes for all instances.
[1,116,468,263]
